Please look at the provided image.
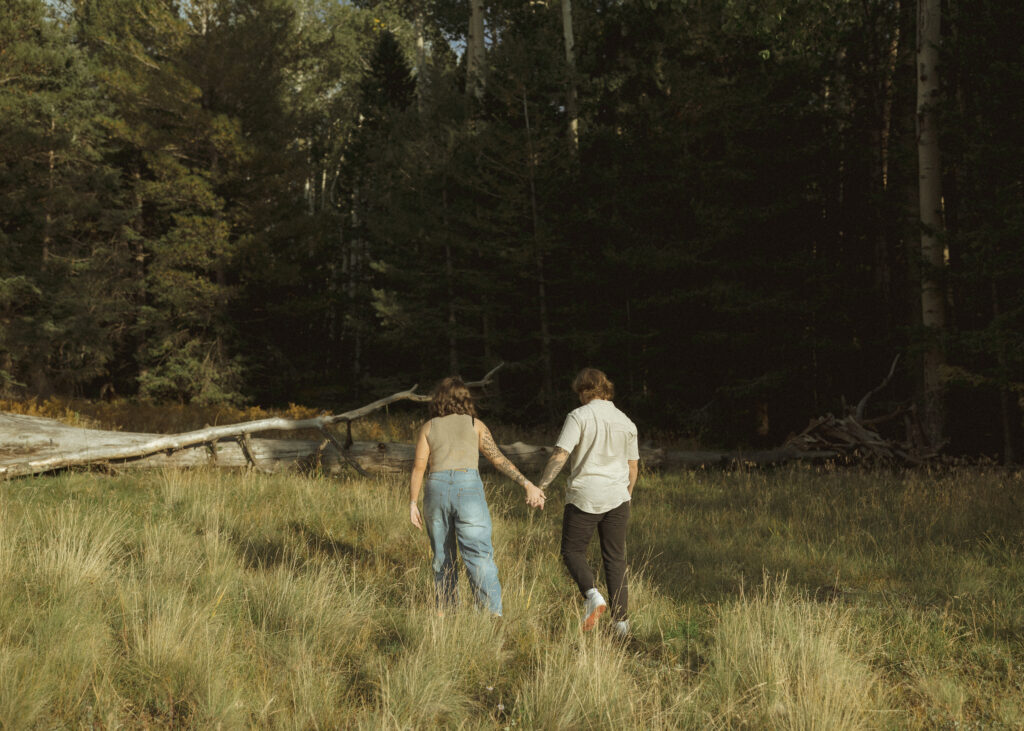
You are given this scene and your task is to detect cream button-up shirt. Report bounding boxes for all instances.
[555,399,639,514]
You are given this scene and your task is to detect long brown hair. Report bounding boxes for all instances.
[429,376,478,418]
[572,367,614,404]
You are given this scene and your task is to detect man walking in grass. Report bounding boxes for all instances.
[536,367,639,637]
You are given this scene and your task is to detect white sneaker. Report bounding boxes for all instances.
[612,620,629,638]
[581,590,607,631]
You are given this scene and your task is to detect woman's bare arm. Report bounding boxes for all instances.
[477,421,544,508]
[408,423,430,529]
[477,422,529,486]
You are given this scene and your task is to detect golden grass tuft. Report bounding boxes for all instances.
[32,504,125,596]
[701,576,887,730]
[0,646,54,728]
[515,632,643,728]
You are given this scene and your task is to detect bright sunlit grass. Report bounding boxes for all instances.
[0,464,1021,727]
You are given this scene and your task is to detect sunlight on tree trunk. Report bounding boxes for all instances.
[917,0,945,447]
[442,186,459,375]
[467,0,485,100]
[560,0,579,151]
[522,94,553,410]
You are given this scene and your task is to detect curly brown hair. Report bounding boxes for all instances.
[572,367,615,404]
[429,376,479,418]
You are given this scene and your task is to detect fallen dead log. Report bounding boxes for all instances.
[0,393,424,479]
[0,366,504,479]
[0,408,832,478]
[0,411,651,477]
[1,356,933,478]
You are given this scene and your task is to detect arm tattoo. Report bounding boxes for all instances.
[480,429,527,486]
[538,448,569,490]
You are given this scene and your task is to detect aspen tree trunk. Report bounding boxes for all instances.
[522,94,554,409]
[43,120,55,267]
[992,284,1018,464]
[482,300,494,364]
[33,120,58,396]
[131,167,147,373]
[466,0,485,100]
[442,184,459,374]
[347,187,364,390]
[444,239,459,375]
[916,0,946,448]
[415,1,427,111]
[560,0,579,151]
[874,10,902,313]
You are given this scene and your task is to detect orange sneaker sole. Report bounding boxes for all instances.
[582,603,606,631]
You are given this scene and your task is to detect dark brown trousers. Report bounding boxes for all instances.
[560,500,630,621]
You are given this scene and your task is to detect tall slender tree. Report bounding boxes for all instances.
[917,0,946,446]
[560,0,579,151]
[466,0,486,99]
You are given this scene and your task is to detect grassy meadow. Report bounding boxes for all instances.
[0,460,1022,728]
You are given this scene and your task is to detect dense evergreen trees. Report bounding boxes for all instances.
[0,0,1020,458]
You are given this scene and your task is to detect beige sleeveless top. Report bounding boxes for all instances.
[427,414,479,472]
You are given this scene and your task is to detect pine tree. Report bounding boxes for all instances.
[0,0,133,397]
[74,0,274,404]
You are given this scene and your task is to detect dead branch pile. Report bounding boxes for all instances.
[782,355,939,464]
[783,414,919,464]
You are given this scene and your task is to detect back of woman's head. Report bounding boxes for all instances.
[429,376,478,418]
[572,367,614,404]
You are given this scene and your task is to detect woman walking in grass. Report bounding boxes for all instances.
[409,376,546,615]
[536,368,639,636]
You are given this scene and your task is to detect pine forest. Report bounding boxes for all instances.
[2,0,1023,458]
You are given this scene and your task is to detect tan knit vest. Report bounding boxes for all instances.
[427,414,479,472]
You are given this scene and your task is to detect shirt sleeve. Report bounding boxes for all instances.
[626,430,639,461]
[555,413,581,453]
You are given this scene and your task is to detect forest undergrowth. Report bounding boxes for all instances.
[0,463,1021,728]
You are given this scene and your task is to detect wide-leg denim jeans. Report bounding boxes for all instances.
[423,469,502,615]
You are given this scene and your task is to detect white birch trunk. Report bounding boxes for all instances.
[466,0,485,99]
[916,0,945,447]
[522,94,554,409]
[415,2,427,110]
[560,0,579,150]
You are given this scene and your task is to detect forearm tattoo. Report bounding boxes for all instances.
[480,429,527,486]
[538,448,569,490]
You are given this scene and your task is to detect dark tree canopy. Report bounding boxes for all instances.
[1,0,1021,459]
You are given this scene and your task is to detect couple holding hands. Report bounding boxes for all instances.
[408,368,639,636]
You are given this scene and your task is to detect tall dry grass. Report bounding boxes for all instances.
[700,576,887,730]
[0,464,1021,728]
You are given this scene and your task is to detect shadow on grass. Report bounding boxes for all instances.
[633,535,851,606]
[232,522,406,572]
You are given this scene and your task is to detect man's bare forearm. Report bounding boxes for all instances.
[537,447,569,490]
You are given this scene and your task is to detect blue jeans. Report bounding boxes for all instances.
[423,469,502,615]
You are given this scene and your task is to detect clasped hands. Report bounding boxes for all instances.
[524,481,545,509]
